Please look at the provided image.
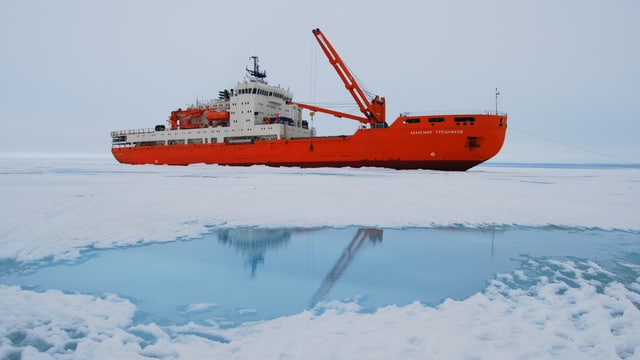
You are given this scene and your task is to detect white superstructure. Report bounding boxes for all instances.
[111,57,314,148]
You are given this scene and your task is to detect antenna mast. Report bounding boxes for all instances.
[247,56,267,79]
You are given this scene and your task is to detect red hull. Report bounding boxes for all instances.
[112,114,507,171]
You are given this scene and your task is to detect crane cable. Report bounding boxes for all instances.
[308,40,372,117]
[346,62,376,101]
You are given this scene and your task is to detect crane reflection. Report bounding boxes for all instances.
[308,228,383,307]
[216,228,383,306]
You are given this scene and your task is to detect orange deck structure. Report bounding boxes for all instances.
[111,29,507,171]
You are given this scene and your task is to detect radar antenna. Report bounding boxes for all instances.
[246,56,267,79]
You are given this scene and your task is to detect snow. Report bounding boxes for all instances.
[1,158,639,359]
[0,159,638,262]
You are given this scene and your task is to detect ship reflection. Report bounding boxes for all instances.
[217,228,292,277]
[216,228,383,306]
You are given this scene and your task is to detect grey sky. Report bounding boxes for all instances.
[1,0,638,163]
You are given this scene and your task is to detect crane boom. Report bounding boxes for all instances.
[291,28,386,127]
[287,102,372,123]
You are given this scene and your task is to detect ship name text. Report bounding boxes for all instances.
[410,130,464,135]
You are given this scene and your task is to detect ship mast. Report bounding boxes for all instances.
[246,56,267,79]
[289,28,386,127]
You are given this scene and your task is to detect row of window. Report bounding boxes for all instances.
[236,87,292,102]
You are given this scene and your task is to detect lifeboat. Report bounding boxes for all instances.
[205,110,230,121]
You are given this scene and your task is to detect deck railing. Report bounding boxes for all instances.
[399,110,508,117]
[110,128,156,137]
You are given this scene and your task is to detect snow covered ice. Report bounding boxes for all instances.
[1,157,639,359]
[1,159,636,262]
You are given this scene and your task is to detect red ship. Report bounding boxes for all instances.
[111,29,507,171]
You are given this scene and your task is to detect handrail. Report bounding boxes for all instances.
[399,110,508,117]
[110,128,155,137]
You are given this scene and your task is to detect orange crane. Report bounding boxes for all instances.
[289,28,387,128]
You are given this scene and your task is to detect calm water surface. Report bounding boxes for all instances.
[2,227,638,327]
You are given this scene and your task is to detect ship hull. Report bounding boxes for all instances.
[112,114,507,171]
